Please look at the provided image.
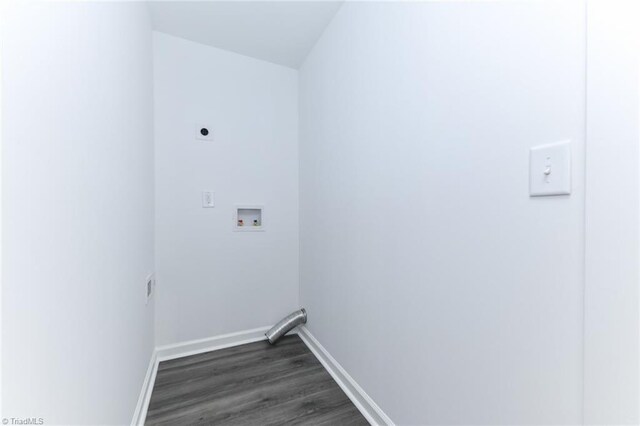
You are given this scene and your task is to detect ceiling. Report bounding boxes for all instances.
[148,1,343,69]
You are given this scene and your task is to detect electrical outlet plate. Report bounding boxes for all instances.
[529,140,571,197]
[202,191,215,208]
[145,274,155,305]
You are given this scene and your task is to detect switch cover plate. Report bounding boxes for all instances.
[529,141,571,197]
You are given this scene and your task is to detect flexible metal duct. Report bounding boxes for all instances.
[265,308,307,344]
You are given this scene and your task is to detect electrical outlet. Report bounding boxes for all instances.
[145,274,155,304]
[202,191,215,208]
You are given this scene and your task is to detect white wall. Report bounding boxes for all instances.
[299,2,586,424]
[584,1,640,423]
[153,32,299,346]
[2,2,155,424]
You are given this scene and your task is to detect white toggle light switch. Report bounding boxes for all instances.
[202,191,215,208]
[529,141,571,196]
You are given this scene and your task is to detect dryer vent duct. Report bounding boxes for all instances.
[265,308,307,344]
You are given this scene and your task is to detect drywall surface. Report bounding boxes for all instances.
[149,1,343,69]
[2,2,155,424]
[584,1,640,423]
[299,2,586,424]
[153,33,299,346]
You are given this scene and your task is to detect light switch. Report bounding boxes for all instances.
[529,141,571,196]
[202,191,215,208]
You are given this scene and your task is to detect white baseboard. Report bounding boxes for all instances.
[155,326,271,361]
[296,326,394,426]
[131,326,271,425]
[131,350,158,426]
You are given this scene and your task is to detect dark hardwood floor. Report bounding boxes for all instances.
[145,334,369,425]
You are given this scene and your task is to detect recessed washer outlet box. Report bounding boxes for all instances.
[234,205,264,232]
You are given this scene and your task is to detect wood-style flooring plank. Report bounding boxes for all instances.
[145,335,369,426]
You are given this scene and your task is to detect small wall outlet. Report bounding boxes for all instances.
[145,274,155,304]
[202,191,215,208]
[195,124,213,141]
